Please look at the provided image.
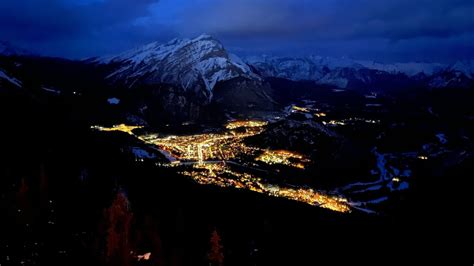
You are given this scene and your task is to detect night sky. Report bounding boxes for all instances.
[1,0,473,62]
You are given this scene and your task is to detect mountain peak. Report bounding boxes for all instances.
[94,34,259,101]
[450,60,474,78]
[194,33,214,41]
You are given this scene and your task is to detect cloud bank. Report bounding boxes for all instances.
[1,0,473,62]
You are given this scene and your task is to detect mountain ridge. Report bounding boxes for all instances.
[244,55,474,89]
[91,34,260,102]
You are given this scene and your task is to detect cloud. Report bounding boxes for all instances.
[164,0,474,62]
[173,0,474,41]
[0,0,161,57]
[0,0,473,61]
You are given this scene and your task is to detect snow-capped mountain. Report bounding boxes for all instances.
[93,34,260,101]
[245,55,329,81]
[245,55,407,89]
[449,60,474,79]
[245,55,445,79]
[0,41,31,56]
[356,60,445,76]
[245,55,474,89]
[89,34,473,95]
[424,60,474,88]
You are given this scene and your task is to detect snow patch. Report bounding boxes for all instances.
[436,133,447,144]
[0,69,22,87]
[367,196,389,204]
[131,147,156,159]
[42,86,61,94]
[107,97,120,105]
[450,60,474,79]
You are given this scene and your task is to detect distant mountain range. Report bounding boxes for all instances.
[87,34,473,92]
[245,55,474,90]
[3,35,474,94]
[245,55,448,77]
[1,35,473,124]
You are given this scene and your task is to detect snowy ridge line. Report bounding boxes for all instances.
[93,34,260,96]
[246,55,474,78]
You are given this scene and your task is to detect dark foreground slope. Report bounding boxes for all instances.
[1,70,471,265]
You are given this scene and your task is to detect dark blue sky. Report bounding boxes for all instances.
[1,0,473,62]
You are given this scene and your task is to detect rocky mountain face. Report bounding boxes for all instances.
[92,34,261,104]
[86,34,277,124]
[1,35,472,127]
[428,60,474,88]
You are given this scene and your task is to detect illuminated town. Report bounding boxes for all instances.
[4,2,471,262]
[180,162,351,213]
[289,104,380,126]
[91,124,143,135]
[225,120,268,130]
[256,150,309,169]
[136,121,266,163]
[92,121,353,213]
[322,118,380,126]
[290,105,311,113]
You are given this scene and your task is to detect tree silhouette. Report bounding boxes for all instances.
[104,191,134,266]
[16,177,32,224]
[208,228,224,266]
[143,215,163,265]
[39,163,49,206]
[16,178,29,209]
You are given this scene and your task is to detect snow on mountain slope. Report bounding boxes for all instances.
[427,60,474,88]
[94,34,259,99]
[0,68,22,87]
[245,55,474,89]
[356,60,445,76]
[246,55,447,79]
[245,55,386,88]
[245,55,327,81]
[450,60,474,79]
